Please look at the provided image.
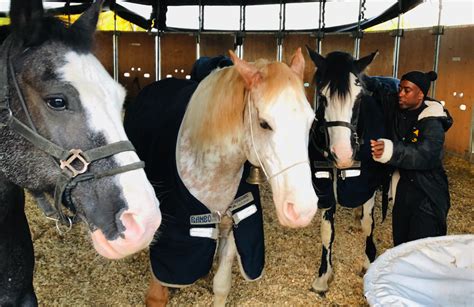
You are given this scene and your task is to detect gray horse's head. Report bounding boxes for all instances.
[0,0,161,259]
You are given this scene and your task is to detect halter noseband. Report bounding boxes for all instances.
[0,37,144,231]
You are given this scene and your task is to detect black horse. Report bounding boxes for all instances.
[0,0,161,304]
[306,47,395,293]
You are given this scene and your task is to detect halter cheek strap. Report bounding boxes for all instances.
[247,96,309,182]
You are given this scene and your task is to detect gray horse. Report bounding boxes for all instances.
[0,0,161,305]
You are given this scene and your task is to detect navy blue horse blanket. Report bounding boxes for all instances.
[123,77,264,287]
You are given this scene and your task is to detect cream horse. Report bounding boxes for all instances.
[125,48,318,306]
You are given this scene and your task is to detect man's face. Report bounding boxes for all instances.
[398,80,424,110]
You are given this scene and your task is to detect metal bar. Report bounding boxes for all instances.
[431,0,443,98]
[277,2,285,62]
[113,11,119,82]
[471,107,474,162]
[392,14,402,78]
[354,37,361,59]
[154,34,161,81]
[353,0,364,59]
[236,4,246,59]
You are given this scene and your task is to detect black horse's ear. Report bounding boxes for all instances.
[306,45,326,69]
[9,0,44,39]
[70,0,103,38]
[355,50,378,73]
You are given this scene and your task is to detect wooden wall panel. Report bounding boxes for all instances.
[322,33,354,56]
[118,32,155,100]
[436,26,474,157]
[360,31,394,76]
[93,31,113,76]
[398,29,435,78]
[200,33,235,58]
[161,33,196,80]
[243,34,277,62]
[283,34,317,104]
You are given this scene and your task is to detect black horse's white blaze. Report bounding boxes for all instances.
[307,47,383,294]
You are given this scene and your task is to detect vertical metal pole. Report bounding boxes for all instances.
[392,14,402,78]
[154,0,161,81]
[431,0,443,98]
[113,11,119,82]
[354,38,361,59]
[236,4,245,59]
[471,108,474,162]
[277,44,283,62]
[196,38,201,60]
[277,2,285,62]
[314,1,325,110]
[392,0,403,78]
[155,33,161,81]
[197,3,203,59]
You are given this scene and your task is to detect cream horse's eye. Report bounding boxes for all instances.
[259,120,272,131]
[355,78,361,86]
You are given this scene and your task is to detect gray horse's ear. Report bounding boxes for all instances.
[70,0,103,37]
[306,45,326,69]
[355,50,378,73]
[9,0,44,36]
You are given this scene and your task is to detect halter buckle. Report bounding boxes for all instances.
[60,149,90,177]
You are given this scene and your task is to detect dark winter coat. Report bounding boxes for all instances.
[367,77,453,233]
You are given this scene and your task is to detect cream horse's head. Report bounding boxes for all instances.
[230,49,318,227]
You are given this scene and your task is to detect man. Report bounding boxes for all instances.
[368,71,452,246]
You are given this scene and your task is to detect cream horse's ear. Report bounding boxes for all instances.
[229,50,262,89]
[289,47,305,81]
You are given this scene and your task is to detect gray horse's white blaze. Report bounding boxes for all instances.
[59,51,161,258]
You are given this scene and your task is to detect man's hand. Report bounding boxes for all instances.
[370,139,385,159]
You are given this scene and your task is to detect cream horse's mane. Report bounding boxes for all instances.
[184,57,305,151]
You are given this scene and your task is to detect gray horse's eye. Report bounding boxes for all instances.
[355,79,361,86]
[46,97,67,110]
[259,120,272,131]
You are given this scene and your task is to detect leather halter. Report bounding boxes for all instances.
[0,37,144,230]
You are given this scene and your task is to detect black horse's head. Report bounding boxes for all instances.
[306,47,377,168]
[0,0,161,259]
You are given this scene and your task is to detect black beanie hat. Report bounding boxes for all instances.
[401,70,438,96]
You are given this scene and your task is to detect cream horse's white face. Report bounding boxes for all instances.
[231,49,318,228]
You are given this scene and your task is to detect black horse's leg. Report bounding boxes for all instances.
[312,204,336,293]
[0,175,38,306]
[360,193,376,274]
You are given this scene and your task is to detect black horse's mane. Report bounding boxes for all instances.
[315,51,364,101]
[14,16,94,53]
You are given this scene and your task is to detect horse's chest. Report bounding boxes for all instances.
[149,164,265,286]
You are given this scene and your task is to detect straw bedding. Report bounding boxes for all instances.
[25,155,473,306]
